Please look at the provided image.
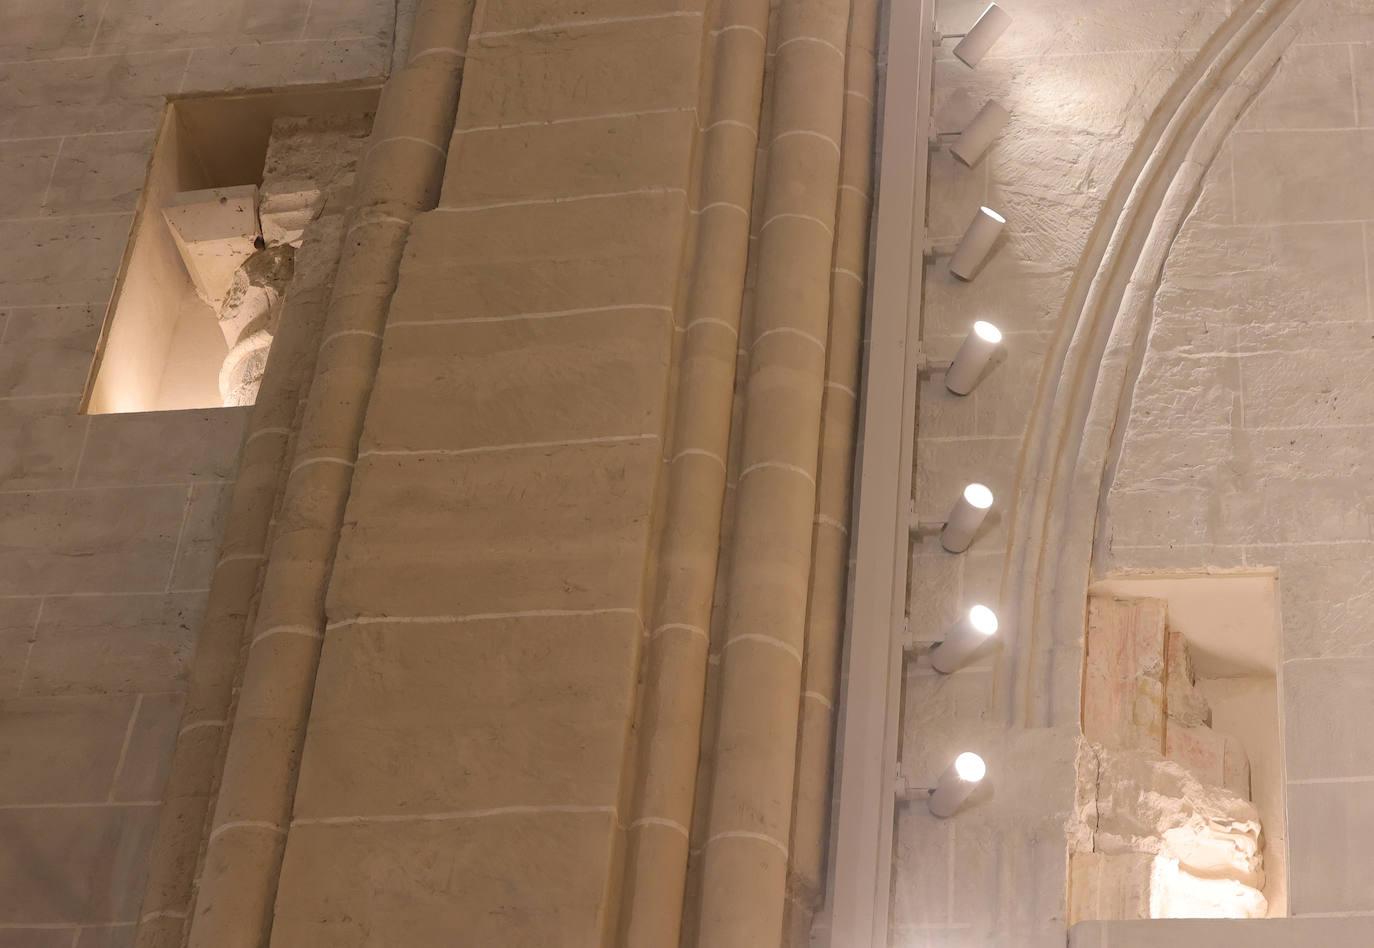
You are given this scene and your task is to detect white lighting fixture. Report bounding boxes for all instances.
[930,605,999,673]
[949,206,1006,281]
[945,320,1003,395]
[929,751,987,818]
[951,100,1010,167]
[940,483,993,553]
[953,4,1012,68]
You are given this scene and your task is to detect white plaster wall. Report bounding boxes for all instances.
[896,1,1248,945]
[1104,0,1374,921]
[0,1,399,943]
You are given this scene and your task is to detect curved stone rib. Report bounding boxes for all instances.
[998,0,1307,729]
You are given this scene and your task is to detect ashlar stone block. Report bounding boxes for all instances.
[271,811,618,947]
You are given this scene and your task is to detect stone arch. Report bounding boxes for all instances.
[997,0,1308,730]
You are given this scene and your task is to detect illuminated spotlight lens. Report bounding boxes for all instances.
[969,605,998,636]
[979,205,1006,224]
[973,320,1002,343]
[963,483,994,509]
[954,752,987,783]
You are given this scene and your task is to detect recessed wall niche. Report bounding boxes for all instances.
[82,83,381,414]
[1076,571,1288,923]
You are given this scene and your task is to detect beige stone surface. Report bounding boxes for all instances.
[45,130,157,217]
[0,52,187,140]
[363,307,672,451]
[0,804,161,923]
[0,930,76,948]
[0,398,86,490]
[0,598,40,698]
[112,693,185,802]
[179,38,393,94]
[89,0,312,53]
[0,305,104,398]
[1071,917,1374,947]
[272,812,618,947]
[76,927,137,948]
[0,0,394,938]
[1283,657,1374,780]
[0,487,186,596]
[330,439,659,619]
[0,0,105,61]
[443,109,697,207]
[294,612,639,818]
[22,594,204,696]
[1286,779,1374,913]
[453,16,702,130]
[167,482,235,590]
[0,138,63,217]
[0,695,135,803]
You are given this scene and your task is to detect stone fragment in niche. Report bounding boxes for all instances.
[162,185,261,307]
[1072,596,1264,921]
[1164,724,1252,799]
[216,245,294,407]
[1083,596,1167,753]
[259,189,325,248]
[1072,740,1267,920]
[1166,629,1212,727]
[258,113,372,247]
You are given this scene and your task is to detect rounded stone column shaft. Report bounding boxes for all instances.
[692,0,851,942]
[179,5,473,948]
[615,2,771,945]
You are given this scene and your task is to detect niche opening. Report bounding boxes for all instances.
[1076,570,1288,921]
[82,82,381,414]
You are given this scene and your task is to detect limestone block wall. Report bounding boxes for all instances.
[178,0,880,943]
[0,1,400,944]
[274,6,710,942]
[1104,0,1374,920]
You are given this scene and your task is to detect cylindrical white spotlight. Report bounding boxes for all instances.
[930,605,999,673]
[948,206,1005,281]
[940,483,993,553]
[929,751,987,818]
[945,320,1002,395]
[951,100,1010,167]
[953,3,1012,68]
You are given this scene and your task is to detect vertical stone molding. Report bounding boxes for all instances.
[613,1,770,945]
[266,2,721,945]
[691,0,852,942]
[175,4,473,947]
[134,206,350,948]
[785,0,877,938]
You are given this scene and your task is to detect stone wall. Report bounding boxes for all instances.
[1103,0,1374,921]
[894,1,1237,945]
[0,2,399,944]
